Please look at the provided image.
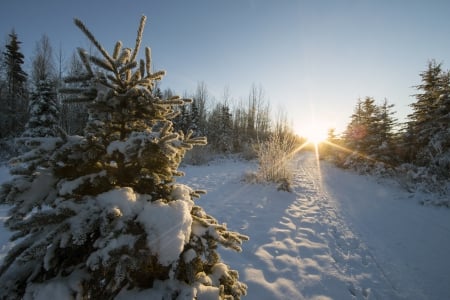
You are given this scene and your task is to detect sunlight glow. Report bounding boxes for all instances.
[298,123,328,146]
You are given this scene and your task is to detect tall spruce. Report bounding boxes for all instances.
[343,97,397,170]
[22,80,60,138]
[408,61,450,178]
[1,30,28,137]
[0,16,248,299]
[375,98,398,164]
[409,60,444,157]
[2,31,27,98]
[207,102,233,153]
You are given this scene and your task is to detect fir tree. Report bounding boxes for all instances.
[22,80,60,139]
[207,102,233,153]
[1,30,28,137]
[3,31,27,98]
[0,16,248,299]
[343,97,397,171]
[375,98,398,164]
[408,60,444,159]
[344,98,366,153]
[408,61,450,179]
[8,79,62,181]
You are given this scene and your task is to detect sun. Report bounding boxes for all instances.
[306,129,327,145]
[297,123,328,146]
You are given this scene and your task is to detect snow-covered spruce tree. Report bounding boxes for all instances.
[0,78,63,253]
[9,78,62,179]
[408,61,450,179]
[22,79,60,139]
[0,16,248,299]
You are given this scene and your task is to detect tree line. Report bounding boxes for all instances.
[322,60,450,197]
[1,29,448,194]
[0,30,295,160]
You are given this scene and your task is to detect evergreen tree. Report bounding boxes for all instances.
[408,60,444,161]
[3,31,27,98]
[0,16,248,299]
[343,97,397,171]
[189,98,201,135]
[22,79,60,138]
[344,98,365,153]
[173,102,191,134]
[408,61,450,178]
[207,102,233,153]
[1,30,28,137]
[9,79,61,187]
[359,97,379,155]
[231,103,247,153]
[375,98,398,164]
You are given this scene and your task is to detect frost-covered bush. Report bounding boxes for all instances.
[253,131,297,191]
[396,163,450,206]
[0,16,248,299]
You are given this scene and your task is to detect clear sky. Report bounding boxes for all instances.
[1,0,450,135]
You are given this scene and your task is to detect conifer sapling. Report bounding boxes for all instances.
[0,16,248,299]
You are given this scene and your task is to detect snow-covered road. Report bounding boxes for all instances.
[180,152,450,299]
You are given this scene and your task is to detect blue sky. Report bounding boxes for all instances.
[1,0,450,135]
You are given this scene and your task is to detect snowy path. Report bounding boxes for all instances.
[180,153,450,300]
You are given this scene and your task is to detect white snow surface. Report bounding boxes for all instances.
[1,152,450,299]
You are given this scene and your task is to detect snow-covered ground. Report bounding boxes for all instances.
[1,152,450,299]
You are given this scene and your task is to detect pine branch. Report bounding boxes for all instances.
[77,48,93,76]
[63,74,94,83]
[130,15,147,62]
[63,96,96,104]
[145,47,151,76]
[118,61,138,76]
[147,70,166,81]
[97,77,117,91]
[107,74,122,86]
[130,69,142,82]
[113,41,122,60]
[89,56,114,72]
[59,87,91,94]
[186,136,207,146]
[74,18,115,68]
[139,59,145,78]
[117,48,131,65]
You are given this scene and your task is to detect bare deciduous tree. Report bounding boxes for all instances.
[31,34,56,86]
